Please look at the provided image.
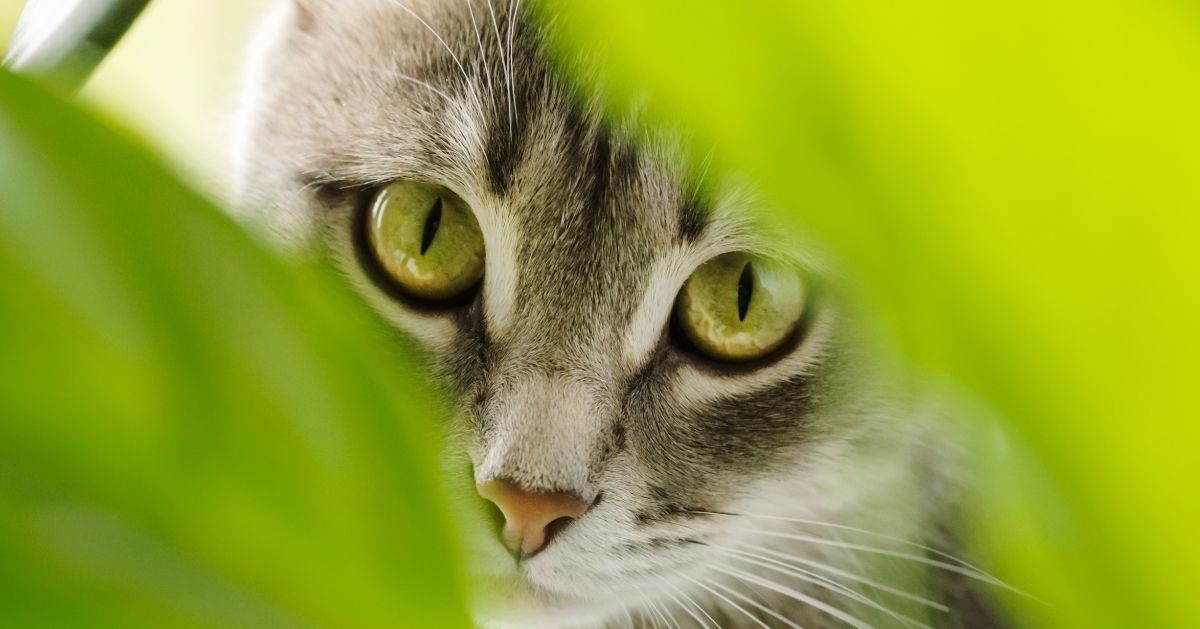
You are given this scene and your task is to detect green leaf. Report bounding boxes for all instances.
[0,69,469,628]
[546,1,1200,628]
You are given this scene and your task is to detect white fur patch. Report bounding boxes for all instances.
[621,209,754,369]
[474,372,604,501]
[467,192,521,340]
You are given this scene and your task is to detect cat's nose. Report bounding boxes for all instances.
[477,479,594,558]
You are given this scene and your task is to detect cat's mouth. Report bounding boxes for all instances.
[472,559,621,628]
[513,525,708,601]
[455,453,718,620]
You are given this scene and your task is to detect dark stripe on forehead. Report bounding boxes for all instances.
[678,196,709,242]
[485,116,525,195]
[483,71,538,195]
[584,127,644,237]
[482,6,540,195]
[559,102,587,167]
[587,126,612,214]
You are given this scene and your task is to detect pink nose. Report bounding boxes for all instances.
[477,479,593,557]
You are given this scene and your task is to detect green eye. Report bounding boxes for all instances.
[675,252,806,362]
[366,181,485,301]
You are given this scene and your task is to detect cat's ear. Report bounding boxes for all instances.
[288,0,333,33]
[289,0,333,10]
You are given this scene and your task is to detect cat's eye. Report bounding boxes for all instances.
[365,181,485,301]
[675,252,805,363]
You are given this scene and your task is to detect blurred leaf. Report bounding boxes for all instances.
[0,69,469,628]
[547,1,1200,627]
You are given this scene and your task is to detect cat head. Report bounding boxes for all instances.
[234,1,911,625]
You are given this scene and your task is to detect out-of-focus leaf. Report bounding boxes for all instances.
[547,1,1200,628]
[0,69,469,628]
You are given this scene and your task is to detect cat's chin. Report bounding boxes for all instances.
[473,580,615,629]
[472,564,627,629]
[477,602,612,629]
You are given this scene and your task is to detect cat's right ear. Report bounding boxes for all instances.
[288,0,332,33]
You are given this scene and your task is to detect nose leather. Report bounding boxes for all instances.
[477,479,593,557]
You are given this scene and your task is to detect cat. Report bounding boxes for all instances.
[232,1,1011,627]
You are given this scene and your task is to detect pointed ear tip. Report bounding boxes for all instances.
[287,0,321,33]
[290,0,335,9]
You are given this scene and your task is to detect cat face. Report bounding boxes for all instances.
[235,1,905,625]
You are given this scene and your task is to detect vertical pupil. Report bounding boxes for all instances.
[420,196,443,255]
[737,261,754,321]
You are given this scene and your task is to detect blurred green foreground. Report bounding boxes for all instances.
[0,69,468,628]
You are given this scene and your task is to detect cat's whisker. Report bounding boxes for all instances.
[680,572,771,629]
[667,602,687,629]
[689,143,718,207]
[383,70,455,104]
[505,0,521,135]
[682,586,722,629]
[634,601,657,629]
[729,541,950,612]
[386,0,471,90]
[484,0,505,85]
[652,597,679,629]
[691,510,995,580]
[726,525,1026,596]
[501,0,520,136]
[717,548,931,629]
[657,585,696,629]
[711,564,875,629]
[825,526,900,618]
[635,588,670,629]
[696,573,805,629]
[658,576,719,629]
[657,578,710,624]
[482,0,511,133]
[714,544,861,598]
[460,0,496,108]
